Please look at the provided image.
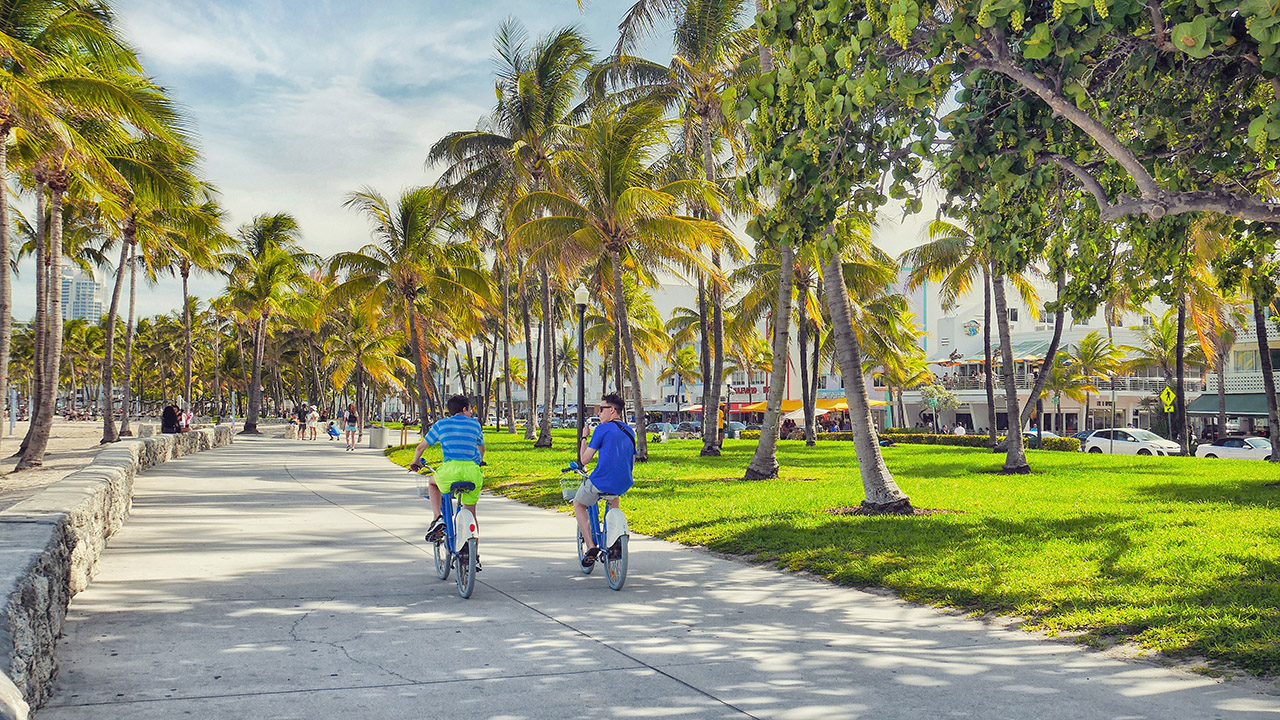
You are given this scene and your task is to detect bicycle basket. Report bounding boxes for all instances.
[415,470,433,498]
[559,473,583,502]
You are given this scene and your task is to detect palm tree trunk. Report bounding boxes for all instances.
[500,266,517,433]
[1175,296,1189,453]
[983,261,997,446]
[992,272,1029,473]
[243,315,266,434]
[20,191,47,457]
[798,288,814,446]
[701,120,727,456]
[610,250,648,461]
[19,183,65,469]
[808,328,820,433]
[119,242,138,437]
[405,299,431,431]
[99,233,131,443]
[182,267,193,414]
[536,266,554,447]
[697,278,713,449]
[744,242,794,480]
[1020,271,1065,426]
[820,250,911,512]
[1254,297,1280,461]
[0,129,13,445]
[521,291,537,439]
[214,325,223,418]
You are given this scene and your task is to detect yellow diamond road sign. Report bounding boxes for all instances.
[1160,387,1176,412]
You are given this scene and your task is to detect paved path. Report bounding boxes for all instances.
[38,437,1280,719]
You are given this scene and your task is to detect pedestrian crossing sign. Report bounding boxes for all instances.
[1160,387,1175,412]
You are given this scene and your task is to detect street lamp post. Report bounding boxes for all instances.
[575,284,589,452]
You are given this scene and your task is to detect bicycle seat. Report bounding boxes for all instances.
[450,481,477,493]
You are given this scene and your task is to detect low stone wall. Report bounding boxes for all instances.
[0,425,233,717]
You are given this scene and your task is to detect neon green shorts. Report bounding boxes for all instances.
[433,460,483,505]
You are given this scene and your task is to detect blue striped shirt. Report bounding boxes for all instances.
[424,415,485,463]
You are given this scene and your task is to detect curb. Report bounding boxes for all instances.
[0,425,233,718]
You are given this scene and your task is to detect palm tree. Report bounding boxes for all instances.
[1070,331,1131,432]
[332,186,489,429]
[660,345,701,416]
[512,102,734,461]
[900,219,1041,448]
[432,19,593,448]
[325,302,414,435]
[224,214,310,433]
[1039,352,1097,432]
[167,197,232,417]
[590,0,755,455]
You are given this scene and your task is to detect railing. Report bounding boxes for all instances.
[930,375,1206,393]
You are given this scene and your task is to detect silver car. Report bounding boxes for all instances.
[1083,428,1183,456]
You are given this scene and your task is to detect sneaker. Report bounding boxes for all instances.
[474,555,482,572]
[581,546,600,569]
[424,516,445,541]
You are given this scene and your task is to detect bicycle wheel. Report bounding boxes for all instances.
[605,535,628,591]
[576,528,594,575]
[433,539,450,581]
[456,538,477,598]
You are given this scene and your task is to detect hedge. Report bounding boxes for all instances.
[736,429,1080,451]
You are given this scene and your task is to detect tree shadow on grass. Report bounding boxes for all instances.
[1134,479,1280,509]
[649,510,1280,675]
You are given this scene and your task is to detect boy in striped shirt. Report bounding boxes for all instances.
[410,395,486,560]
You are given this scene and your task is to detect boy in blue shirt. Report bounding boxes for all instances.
[575,393,635,568]
[410,395,486,564]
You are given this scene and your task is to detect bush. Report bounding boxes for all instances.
[877,432,991,448]
[1042,437,1081,452]
[740,430,760,439]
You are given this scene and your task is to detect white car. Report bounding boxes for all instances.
[1195,436,1274,460]
[1084,428,1184,456]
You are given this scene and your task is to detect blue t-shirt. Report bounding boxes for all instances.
[588,421,635,494]
[424,414,485,463]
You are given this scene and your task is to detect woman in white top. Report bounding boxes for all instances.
[307,407,319,440]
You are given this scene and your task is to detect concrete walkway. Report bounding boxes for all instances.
[37,437,1280,719]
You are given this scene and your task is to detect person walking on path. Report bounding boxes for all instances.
[575,392,635,569]
[344,404,359,450]
[307,406,319,441]
[410,394,486,569]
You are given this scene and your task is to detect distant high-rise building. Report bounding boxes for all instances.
[61,268,103,322]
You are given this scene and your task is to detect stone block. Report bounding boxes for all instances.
[0,423,236,710]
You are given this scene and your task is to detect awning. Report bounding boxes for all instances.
[785,407,829,420]
[1185,392,1278,417]
[742,398,886,412]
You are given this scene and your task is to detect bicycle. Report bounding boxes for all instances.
[412,464,479,598]
[559,461,629,590]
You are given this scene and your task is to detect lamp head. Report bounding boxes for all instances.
[574,283,589,307]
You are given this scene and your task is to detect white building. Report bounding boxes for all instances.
[61,268,103,322]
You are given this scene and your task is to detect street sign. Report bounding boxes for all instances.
[1052,395,1060,405]
[1160,387,1176,413]
[928,397,938,408]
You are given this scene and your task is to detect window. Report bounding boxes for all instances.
[1008,308,1019,322]
[940,336,951,347]
[818,376,828,389]
[1236,350,1259,373]
[1142,315,1153,327]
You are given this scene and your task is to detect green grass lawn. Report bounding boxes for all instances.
[387,430,1280,676]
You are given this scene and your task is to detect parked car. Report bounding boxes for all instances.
[993,430,1060,453]
[675,421,701,437]
[1084,428,1183,455]
[745,423,762,432]
[726,421,746,432]
[1195,435,1273,460]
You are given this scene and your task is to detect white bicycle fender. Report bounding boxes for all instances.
[604,507,629,548]
[454,508,477,552]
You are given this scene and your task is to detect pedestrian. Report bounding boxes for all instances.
[954,422,966,436]
[296,404,308,442]
[326,420,340,440]
[307,406,319,440]
[344,403,359,450]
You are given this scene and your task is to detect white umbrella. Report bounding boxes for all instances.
[784,407,828,421]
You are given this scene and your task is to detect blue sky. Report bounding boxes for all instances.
[11,0,930,319]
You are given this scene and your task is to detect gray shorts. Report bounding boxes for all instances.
[573,479,610,506]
